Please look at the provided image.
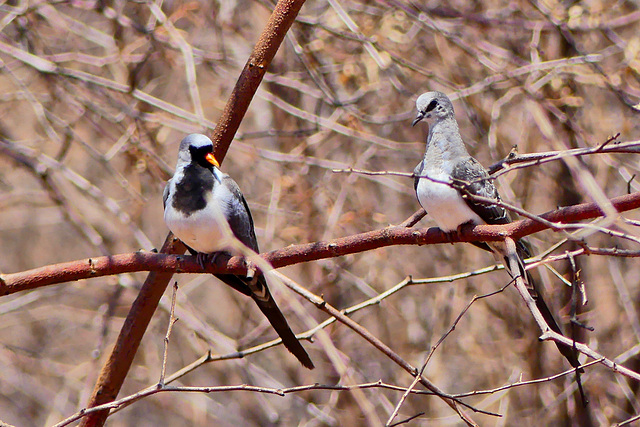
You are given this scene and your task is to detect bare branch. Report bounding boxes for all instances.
[159,282,179,386]
[275,274,485,425]
[4,192,640,293]
[78,1,309,426]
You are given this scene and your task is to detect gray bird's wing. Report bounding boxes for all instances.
[413,159,424,194]
[162,180,170,209]
[214,174,314,369]
[451,157,537,258]
[451,157,510,226]
[220,174,260,253]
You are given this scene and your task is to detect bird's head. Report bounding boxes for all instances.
[412,91,455,126]
[177,133,220,169]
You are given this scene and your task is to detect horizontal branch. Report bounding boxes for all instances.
[334,139,640,180]
[487,135,638,174]
[56,377,486,427]
[2,191,640,295]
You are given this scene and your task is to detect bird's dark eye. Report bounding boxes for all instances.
[426,99,438,112]
[189,145,215,167]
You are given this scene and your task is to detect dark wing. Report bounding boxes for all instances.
[454,159,583,370]
[162,181,170,209]
[213,173,260,295]
[214,174,314,369]
[413,159,424,194]
[220,175,260,252]
[451,157,510,225]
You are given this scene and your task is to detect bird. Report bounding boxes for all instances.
[412,91,582,371]
[163,133,314,369]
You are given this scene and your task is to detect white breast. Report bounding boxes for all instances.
[164,179,237,254]
[416,170,484,232]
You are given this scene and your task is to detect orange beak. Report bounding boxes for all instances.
[205,152,219,168]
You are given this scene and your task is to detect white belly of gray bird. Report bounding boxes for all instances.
[416,171,484,232]
[164,190,230,254]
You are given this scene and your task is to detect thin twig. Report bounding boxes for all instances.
[386,283,511,426]
[275,274,487,425]
[159,282,179,386]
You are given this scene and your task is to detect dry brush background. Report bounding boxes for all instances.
[1,0,640,425]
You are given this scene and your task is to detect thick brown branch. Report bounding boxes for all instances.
[210,1,306,162]
[78,1,307,426]
[3,192,640,294]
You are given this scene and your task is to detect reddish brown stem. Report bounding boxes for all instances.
[3,192,640,295]
[77,1,307,426]
[211,0,306,162]
[78,235,184,427]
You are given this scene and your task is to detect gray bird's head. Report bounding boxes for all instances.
[412,91,455,127]
[176,133,220,169]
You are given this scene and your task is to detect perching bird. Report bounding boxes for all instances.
[412,91,581,370]
[163,133,314,369]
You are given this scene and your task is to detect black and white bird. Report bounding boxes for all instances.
[163,133,314,369]
[412,91,581,370]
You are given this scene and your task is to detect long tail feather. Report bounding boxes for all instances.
[505,242,583,372]
[216,274,314,369]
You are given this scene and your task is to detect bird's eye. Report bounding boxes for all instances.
[189,145,215,166]
[426,99,438,112]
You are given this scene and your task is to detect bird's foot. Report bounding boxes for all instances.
[452,221,476,243]
[442,229,459,244]
[440,221,474,244]
[195,252,222,270]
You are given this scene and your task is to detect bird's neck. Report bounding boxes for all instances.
[425,117,469,163]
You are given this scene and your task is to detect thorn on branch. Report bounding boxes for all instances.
[595,132,620,152]
[388,412,426,427]
[538,331,553,341]
[571,317,594,332]
[597,132,621,151]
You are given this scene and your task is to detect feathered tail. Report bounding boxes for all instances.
[216,273,314,369]
[505,241,583,372]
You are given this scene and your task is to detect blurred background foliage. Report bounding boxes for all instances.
[1,0,640,425]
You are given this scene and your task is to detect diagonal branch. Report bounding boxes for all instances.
[78,1,308,426]
[504,238,640,384]
[276,274,484,426]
